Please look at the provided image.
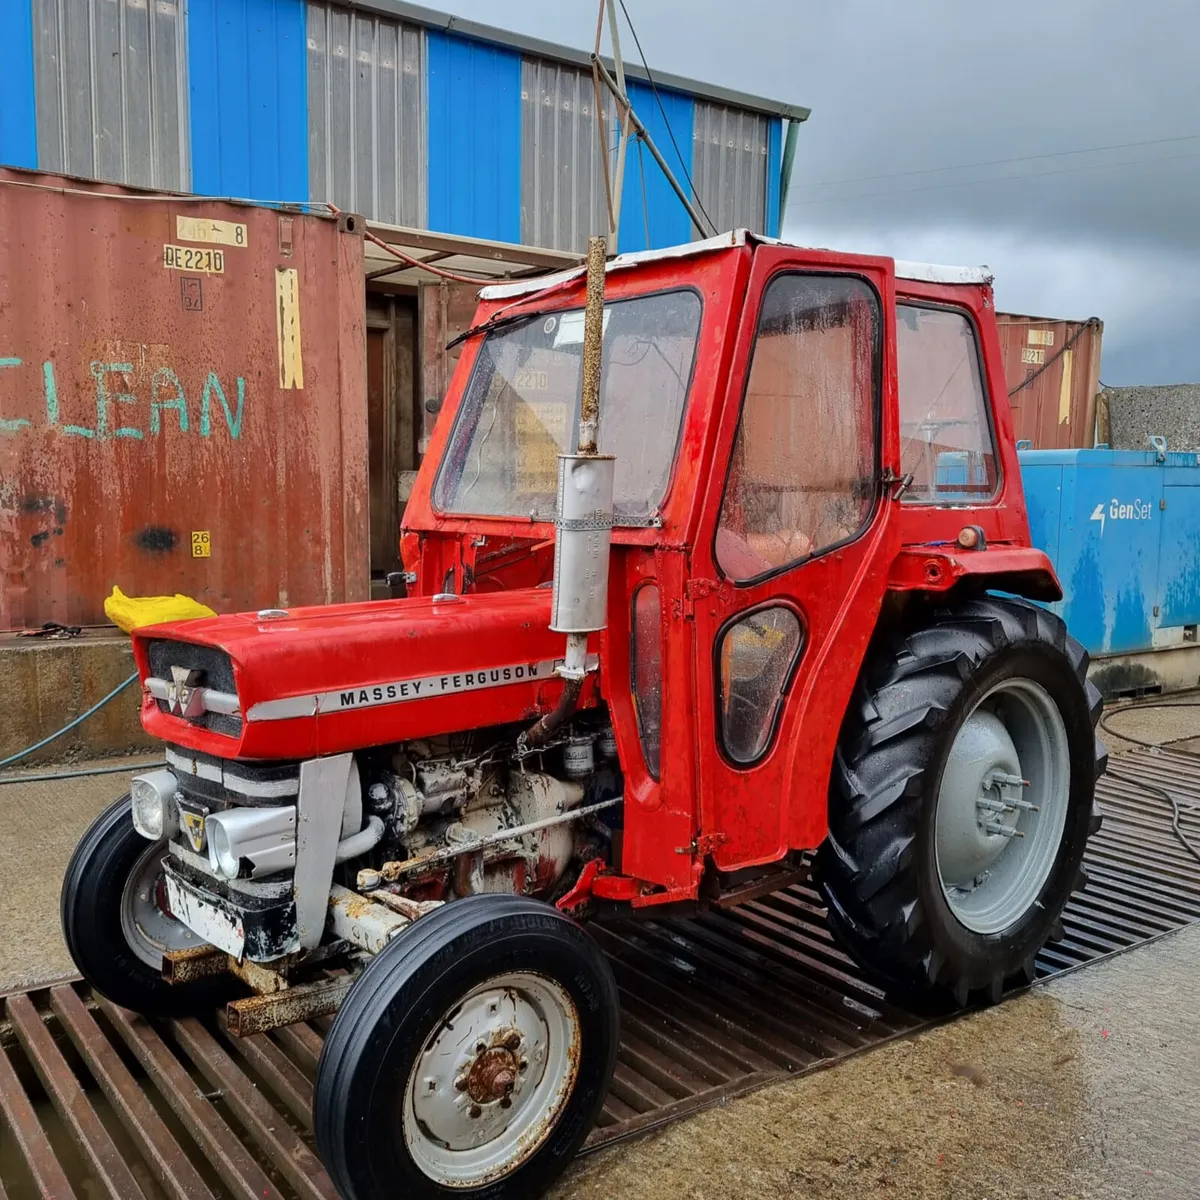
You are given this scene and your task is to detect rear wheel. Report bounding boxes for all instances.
[61,795,232,1017]
[815,596,1106,1006]
[314,893,618,1199]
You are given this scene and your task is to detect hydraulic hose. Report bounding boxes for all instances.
[0,672,139,770]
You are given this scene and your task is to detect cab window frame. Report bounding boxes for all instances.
[712,600,806,768]
[431,285,705,527]
[895,299,1003,506]
[712,269,885,588]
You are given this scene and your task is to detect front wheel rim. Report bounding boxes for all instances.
[118,837,203,970]
[935,678,1071,935]
[403,971,581,1187]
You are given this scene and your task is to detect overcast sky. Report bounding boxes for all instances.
[436,0,1199,385]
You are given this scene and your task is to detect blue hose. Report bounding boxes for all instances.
[0,671,140,770]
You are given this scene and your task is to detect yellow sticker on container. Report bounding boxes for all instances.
[176,216,248,248]
[275,268,304,390]
[163,245,224,274]
[191,530,211,558]
[515,400,568,493]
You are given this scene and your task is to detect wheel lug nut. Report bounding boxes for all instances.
[469,1104,482,1119]
[518,1061,528,1073]
[499,1096,512,1109]
[454,1077,468,1092]
[504,1032,521,1051]
[475,1041,487,1054]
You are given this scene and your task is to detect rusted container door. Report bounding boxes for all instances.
[366,295,417,577]
[419,280,480,457]
[997,313,1103,449]
[0,170,369,629]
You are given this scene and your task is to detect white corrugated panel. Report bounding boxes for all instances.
[692,101,768,235]
[32,0,188,190]
[520,58,614,254]
[306,2,425,227]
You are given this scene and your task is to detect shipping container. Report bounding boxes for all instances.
[0,167,369,630]
[996,313,1103,449]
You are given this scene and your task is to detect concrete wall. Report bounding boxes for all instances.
[0,634,155,765]
[1103,384,1200,452]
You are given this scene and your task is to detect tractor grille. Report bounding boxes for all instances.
[165,743,301,811]
[146,639,242,736]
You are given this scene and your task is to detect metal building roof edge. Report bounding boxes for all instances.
[333,0,811,120]
[478,231,992,299]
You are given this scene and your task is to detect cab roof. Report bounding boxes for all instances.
[478,229,994,301]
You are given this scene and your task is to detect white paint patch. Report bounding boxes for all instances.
[176,216,248,248]
[275,267,304,390]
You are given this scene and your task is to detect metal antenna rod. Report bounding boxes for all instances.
[592,54,718,239]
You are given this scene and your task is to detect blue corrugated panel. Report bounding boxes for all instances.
[188,0,309,201]
[0,0,37,169]
[426,32,520,242]
[765,117,782,237]
[618,80,694,253]
[1019,448,1200,657]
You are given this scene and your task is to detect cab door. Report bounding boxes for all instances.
[690,247,901,871]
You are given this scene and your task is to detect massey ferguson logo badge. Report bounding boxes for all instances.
[166,666,206,717]
[180,810,207,852]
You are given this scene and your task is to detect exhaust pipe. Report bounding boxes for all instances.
[524,236,614,748]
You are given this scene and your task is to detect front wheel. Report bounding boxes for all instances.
[815,596,1106,1007]
[61,795,232,1017]
[314,894,618,1200]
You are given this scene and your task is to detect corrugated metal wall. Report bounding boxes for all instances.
[618,80,694,253]
[4,3,787,244]
[31,0,188,190]
[520,57,613,253]
[0,1,37,169]
[426,30,521,242]
[306,2,426,227]
[187,0,309,202]
[691,100,768,236]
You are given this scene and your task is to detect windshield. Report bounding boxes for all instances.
[434,290,702,523]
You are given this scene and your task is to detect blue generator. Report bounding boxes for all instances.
[1018,446,1200,696]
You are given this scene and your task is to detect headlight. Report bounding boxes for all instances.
[206,806,297,880]
[130,770,179,840]
[208,821,239,879]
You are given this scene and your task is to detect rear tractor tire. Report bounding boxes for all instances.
[815,596,1106,1008]
[61,795,235,1017]
[314,893,619,1200]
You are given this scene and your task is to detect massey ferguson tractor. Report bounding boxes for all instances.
[62,231,1105,1200]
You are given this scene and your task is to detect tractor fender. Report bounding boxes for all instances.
[887,545,1062,603]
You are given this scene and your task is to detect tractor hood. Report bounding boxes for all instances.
[133,590,592,760]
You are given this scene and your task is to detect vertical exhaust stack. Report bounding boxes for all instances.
[524,237,614,747]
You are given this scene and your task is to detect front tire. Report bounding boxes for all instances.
[314,894,618,1199]
[815,596,1106,1006]
[61,795,232,1017]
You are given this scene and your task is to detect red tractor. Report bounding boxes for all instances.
[62,230,1104,1199]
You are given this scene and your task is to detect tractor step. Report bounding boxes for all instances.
[3,747,1198,1195]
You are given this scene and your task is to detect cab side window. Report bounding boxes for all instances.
[896,304,998,502]
[716,274,880,583]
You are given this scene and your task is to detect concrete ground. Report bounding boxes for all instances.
[554,926,1200,1200]
[0,756,157,993]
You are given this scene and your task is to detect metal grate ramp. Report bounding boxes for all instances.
[3,748,1200,1198]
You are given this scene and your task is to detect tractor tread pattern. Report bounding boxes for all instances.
[815,595,1105,1005]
